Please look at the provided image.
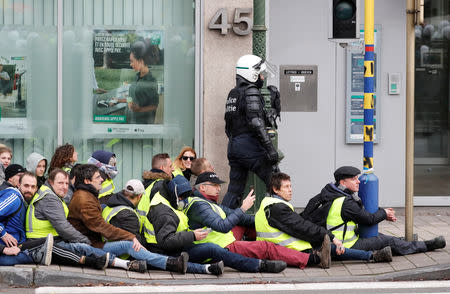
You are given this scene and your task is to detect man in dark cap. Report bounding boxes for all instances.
[87,150,118,200]
[302,166,446,256]
[0,164,26,191]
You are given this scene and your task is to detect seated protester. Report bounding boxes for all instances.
[67,164,188,274]
[26,152,48,190]
[190,157,214,187]
[0,164,25,191]
[102,179,224,276]
[0,145,12,185]
[64,164,82,205]
[181,173,320,269]
[136,153,174,235]
[302,166,446,255]
[255,172,393,267]
[172,147,196,181]
[0,173,107,269]
[148,175,287,274]
[87,150,118,201]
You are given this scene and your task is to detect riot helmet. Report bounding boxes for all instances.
[236,54,277,83]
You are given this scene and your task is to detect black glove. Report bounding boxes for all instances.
[266,144,279,164]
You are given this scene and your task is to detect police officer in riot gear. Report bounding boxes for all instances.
[222,54,280,209]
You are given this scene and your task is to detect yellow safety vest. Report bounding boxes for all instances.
[26,185,69,238]
[98,178,115,198]
[172,166,184,178]
[326,196,359,248]
[146,192,189,244]
[184,197,235,248]
[255,197,312,252]
[136,179,162,244]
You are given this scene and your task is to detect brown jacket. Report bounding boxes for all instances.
[67,186,135,248]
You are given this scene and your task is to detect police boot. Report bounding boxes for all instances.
[258,260,287,273]
[425,236,446,251]
[372,246,392,262]
[166,252,188,274]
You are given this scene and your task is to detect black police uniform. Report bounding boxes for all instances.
[222,75,278,209]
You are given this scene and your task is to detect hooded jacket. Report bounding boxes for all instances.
[147,180,195,254]
[25,152,47,189]
[104,192,142,243]
[142,169,171,189]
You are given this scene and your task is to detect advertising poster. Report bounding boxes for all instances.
[92,29,164,136]
[0,56,27,136]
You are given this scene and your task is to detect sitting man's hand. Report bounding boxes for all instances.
[3,246,20,256]
[332,237,345,255]
[1,233,18,247]
[240,190,256,212]
[384,208,397,222]
[193,228,209,241]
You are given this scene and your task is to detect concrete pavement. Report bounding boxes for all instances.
[1,207,449,287]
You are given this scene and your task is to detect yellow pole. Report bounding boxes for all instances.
[405,0,415,241]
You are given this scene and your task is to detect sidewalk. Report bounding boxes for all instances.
[2,207,449,287]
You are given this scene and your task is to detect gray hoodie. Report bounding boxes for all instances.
[26,152,47,188]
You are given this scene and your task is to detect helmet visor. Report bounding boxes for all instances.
[257,59,277,79]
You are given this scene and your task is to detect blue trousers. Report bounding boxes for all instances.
[0,252,33,265]
[185,242,261,272]
[331,244,372,261]
[222,134,273,209]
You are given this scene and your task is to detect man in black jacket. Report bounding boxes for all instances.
[302,166,446,255]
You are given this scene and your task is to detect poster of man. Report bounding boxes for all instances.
[93,29,164,125]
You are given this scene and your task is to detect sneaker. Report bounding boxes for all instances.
[84,252,110,269]
[207,261,224,275]
[316,234,331,269]
[127,260,147,273]
[259,260,287,273]
[166,252,188,274]
[29,233,53,266]
[425,236,446,251]
[372,246,392,262]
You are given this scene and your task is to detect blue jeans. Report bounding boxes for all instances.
[57,241,116,267]
[331,244,372,261]
[103,241,167,270]
[185,242,261,272]
[0,251,33,265]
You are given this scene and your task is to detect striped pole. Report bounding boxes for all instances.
[358,0,379,238]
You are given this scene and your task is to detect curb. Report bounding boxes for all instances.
[1,263,449,287]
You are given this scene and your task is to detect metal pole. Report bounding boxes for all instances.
[405,0,415,241]
[359,0,379,238]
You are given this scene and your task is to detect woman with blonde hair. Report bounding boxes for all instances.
[172,146,196,181]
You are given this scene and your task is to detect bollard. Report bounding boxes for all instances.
[358,172,379,237]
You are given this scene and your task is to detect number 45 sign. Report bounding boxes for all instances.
[208,8,253,36]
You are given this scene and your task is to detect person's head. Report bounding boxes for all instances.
[25,152,47,178]
[151,153,174,176]
[49,144,77,173]
[18,172,38,202]
[174,147,197,170]
[334,166,361,192]
[122,179,145,207]
[194,172,226,202]
[191,158,214,176]
[167,175,193,210]
[130,40,160,72]
[91,150,116,167]
[0,146,12,168]
[5,164,26,187]
[269,172,292,202]
[48,168,69,198]
[69,163,82,186]
[74,164,103,192]
[236,55,276,88]
[88,150,118,180]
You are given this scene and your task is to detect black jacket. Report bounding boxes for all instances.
[104,192,143,243]
[266,195,334,248]
[147,181,195,254]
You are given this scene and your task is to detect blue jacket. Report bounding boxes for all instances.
[185,190,254,232]
[0,187,27,245]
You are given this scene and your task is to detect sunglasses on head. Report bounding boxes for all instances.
[182,156,195,161]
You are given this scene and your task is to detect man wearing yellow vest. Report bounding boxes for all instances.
[147,175,287,273]
[256,172,397,266]
[183,172,320,269]
[302,166,446,255]
[103,178,224,276]
[87,150,118,201]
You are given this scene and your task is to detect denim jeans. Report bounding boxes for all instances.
[331,244,372,261]
[103,241,167,270]
[57,241,112,259]
[185,242,261,272]
[0,251,33,265]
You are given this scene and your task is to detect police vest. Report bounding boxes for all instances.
[102,205,142,241]
[224,84,255,138]
[26,185,69,238]
[145,192,189,244]
[136,179,163,243]
[98,178,115,198]
[255,197,312,252]
[184,197,235,248]
[326,197,359,248]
